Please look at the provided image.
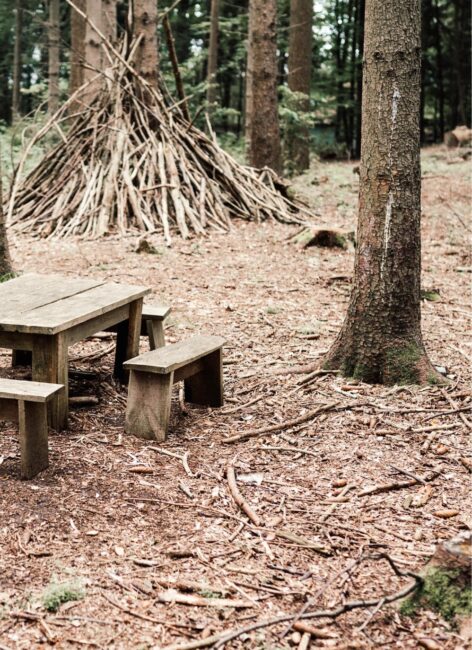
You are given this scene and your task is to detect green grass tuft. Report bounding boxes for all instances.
[41,579,85,612]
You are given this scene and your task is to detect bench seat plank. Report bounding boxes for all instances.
[124,335,225,374]
[0,378,64,403]
[142,305,171,321]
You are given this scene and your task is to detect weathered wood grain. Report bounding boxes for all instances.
[0,378,63,403]
[124,335,225,374]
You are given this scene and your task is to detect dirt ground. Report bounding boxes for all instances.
[0,146,471,649]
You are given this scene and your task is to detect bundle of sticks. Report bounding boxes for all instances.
[6,39,312,243]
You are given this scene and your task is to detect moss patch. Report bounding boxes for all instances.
[400,568,472,624]
[385,341,423,385]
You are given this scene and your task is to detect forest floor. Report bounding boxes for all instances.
[0,145,471,649]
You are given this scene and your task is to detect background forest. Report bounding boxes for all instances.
[1,0,470,169]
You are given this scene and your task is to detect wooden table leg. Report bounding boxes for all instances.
[18,401,49,479]
[32,334,68,431]
[114,299,143,383]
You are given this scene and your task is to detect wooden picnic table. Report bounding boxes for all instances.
[0,273,150,431]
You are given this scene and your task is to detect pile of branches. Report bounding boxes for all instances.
[6,39,312,243]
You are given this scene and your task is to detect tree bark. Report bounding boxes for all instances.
[103,0,118,44]
[322,0,439,385]
[48,0,60,114]
[12,0,22,120]
[0,168,12,277]
[133,0,159,90]
[287,0,313,172]
[207,0,219,108]
[83,0,104,105]
[245,0,282,174]
[70,0,86,98]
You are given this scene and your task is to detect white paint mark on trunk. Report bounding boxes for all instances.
[381,190,394,279]
[392,85,400,126]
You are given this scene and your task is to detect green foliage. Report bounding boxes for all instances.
[41,579,85,612]
[401,569,472,624]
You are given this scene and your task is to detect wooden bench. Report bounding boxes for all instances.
[124,335,225,441]
[0,378,64,479]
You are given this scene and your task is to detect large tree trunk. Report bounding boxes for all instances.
[12,0,22,121]
[133,0,159,90]
[207,0,219,109]
[83,0,104,105]
[48,0,60,114]
[245,0,282,174]
[322,0,439,385]
[70,0,86,98]
[287,0,313,172]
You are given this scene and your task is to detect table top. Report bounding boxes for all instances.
[0,273,150,335]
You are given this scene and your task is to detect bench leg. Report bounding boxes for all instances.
[146,320,165,350]
[114,299,143,383]
[12,350,32,367]
[32,334,68,431]
[125,370,173,441]
[18,401,49,480]
[184,349,223,407]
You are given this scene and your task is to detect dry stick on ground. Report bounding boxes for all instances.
[149,446,194,477]
[358,470,441,497]
[227,460,262,526]
[161,554,423,650]
[440,388,472,430]
[320,483,356,522]
[223,402,340,443]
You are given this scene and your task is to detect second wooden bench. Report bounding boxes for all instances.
[0,378,64,479]
[124,335,225,441]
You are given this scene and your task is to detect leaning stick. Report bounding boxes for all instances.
[224,402,340,443]
[227,461,262,527]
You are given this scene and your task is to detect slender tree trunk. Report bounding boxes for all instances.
[207,0,219,108]
[70,0,86,98]
[287,0,313,172]
[133,0,159,90]
[0,168,12,276]
[12,0,22,120]
[354,0,365,158]
[246,0,282,173]
[103,0,118,44]
[83,0,104,105]
[48,0,60,114]
[323,0,439,385]
[433,0,444,139]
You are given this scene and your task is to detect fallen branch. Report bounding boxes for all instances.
[358,470,440,497]
[223,402,340,443]
[227,461,262,527]
[440,388,472,431]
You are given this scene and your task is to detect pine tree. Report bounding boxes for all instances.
[48,0,60,114]
[322,0,441,384]
[70,0,86,98]
[246,0,281,173]
[12,0,22,120]
[207,0,219,109]
[287,0,313,171]
[134,0,159,89]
